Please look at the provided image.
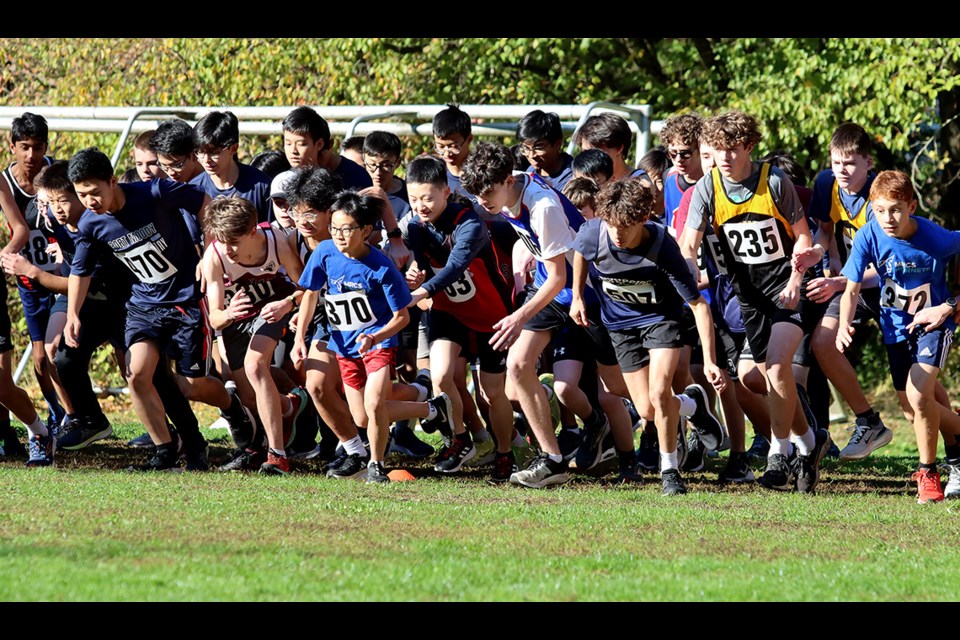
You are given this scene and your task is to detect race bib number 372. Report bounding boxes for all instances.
[881,279,931,316]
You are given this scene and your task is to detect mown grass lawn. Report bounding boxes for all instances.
[0,415,957,601]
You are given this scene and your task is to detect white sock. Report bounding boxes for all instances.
[473,428,490,443]
[425,404,438,421]
[677,394,696,418]
[411,382,429,403]
[795,428,816,456]
[770,436,794,457]
[547,453,562,463]
[343,435,366,457]
[660,449,679,472]
[26,417,47,438]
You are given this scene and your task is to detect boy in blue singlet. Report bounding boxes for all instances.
[833,171,960,503]
[298,192,452,483]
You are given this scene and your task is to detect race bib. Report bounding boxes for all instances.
[443,270,476,303]
[21,229,57,273]
[721,218,786,265]
[842,230,854,257]
[227,279,278,310]
[705,234,729,275]
[512,225,541,258]
[118,242,178,284]
[601,279,657,306]
[881,279,931,316]
[324,290,376,332]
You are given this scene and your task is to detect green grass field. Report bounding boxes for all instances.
[1,413,958,601]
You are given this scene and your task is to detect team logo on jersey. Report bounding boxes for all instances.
[263,260,278,272]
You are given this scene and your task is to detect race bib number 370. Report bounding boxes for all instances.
[118,242,178,284]
[324,290,376,331]
[722,218,786,265]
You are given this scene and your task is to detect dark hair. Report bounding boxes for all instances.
[659,113,704,149]
[573,113,632,158]
[363,131,402,159]
[119,168,141,184]
[204,196,258,241]
[562,176,599,212]
[460,142,514,196]
[330,191,382,229]
[282,106,330,148]
[342,136,366,154]
[510,144,531,172]
[759,150,807,187]
[572,149,614,181]
[638,147,671,180]
[830,122,872,158]
[517,110,563,144]
[284,167,343,212]
[11,112,49,145]
[432,104,472,139]
[33,161,73,194]
[149,119,196,157]
[406,155,448,187]
[194,110,240,151]
[250,150,291,179]
[68,147,115,184]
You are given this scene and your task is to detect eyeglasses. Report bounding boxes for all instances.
[195,147,228,162]
[328,224,361,238]
[289,210,319,222]
[667,148,694,161]
[363,159,397,173]
[272,197,289,210]
[158,156,189,172]
[521,142,552,156]
[434,143,463,155]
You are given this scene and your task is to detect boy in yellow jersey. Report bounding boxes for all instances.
[680,111,832,493]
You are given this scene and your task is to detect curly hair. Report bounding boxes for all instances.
[702,111,762,151]
[460,142,514,196]
[594,176,655,227]
[659,113,704,149]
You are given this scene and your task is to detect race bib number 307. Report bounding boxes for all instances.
[881,279,931,315]
[601,279,657,306]
[722,219,786,265]
[118,242,178,284]
[324,290,376,331]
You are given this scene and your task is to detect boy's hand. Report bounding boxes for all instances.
[568,296,589,328]
[356,332,376,355]
[291,338,308,368]
[704,362,727,393]
[791,245,823,273]
[227,290,253,321]
[46,242,63,264]
[779,282,800,310]
[64,314,81,349]
[490,312,523,351]
[406,266,426,288]
[385,238,412,271]
[409,287,428,306]
[906,303,953,334]
[836,323,856,353]
[805,276,845,304]
[0,253,36,279]
[260,298,291,324]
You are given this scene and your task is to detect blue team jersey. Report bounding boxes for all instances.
[298,240,412,358]
[526,152,575,192]
[190,163,271,223]
[842,216,960,344]
[663,172,694,230]
[575,218,699,330]
[337,156,374,191]
[72,180,205,306]
[53,219,133,302]
[500,172,597,307]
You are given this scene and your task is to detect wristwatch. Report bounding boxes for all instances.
[946,297,958,311]
[387,228,402,239]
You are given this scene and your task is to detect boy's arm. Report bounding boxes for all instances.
[415,217,488,302]
[0,253,68,293]
[688,296,726,392]
[569,251,589,327]
[836,278,862,352]
[64,274,91,348]
[260,236,305,323]
[201,250,240,331]
[357,307,410,355]
[490,252,565,351]
[780,215,814,309]
[0,180,29,255]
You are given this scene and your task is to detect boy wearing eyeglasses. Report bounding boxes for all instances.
[149,119,203,184]
[361,132,410,221]
[661,114,705,231]
[517,110,574,192]
[190,110,272,223]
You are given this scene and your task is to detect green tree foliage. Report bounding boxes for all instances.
[2,37,959,392]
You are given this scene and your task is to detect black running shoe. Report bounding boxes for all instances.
[661,468,687,495]
[327,453,369,479]
[420,393,453,440]
[758,453,794,491]
[718,452,755,484]
[218,447,267,472]
[434,436,477,474]
[575,414,611,472]
[683,384,724,451]
[490,451,518,483]
[183,444,210,471]
[746,432,770,460]
[556,427,582,462]
[58,415,113,451]
[1,429,27,460]
[389,424,435,459]
[793,428,832,494]
[366,461,391,484]
[680,431,705,472]
[618,461,645,484]
[126,446,180,472]
[638,429,658,471]
[127,432,154,448]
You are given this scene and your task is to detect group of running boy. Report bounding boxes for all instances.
[1,103,958,503]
